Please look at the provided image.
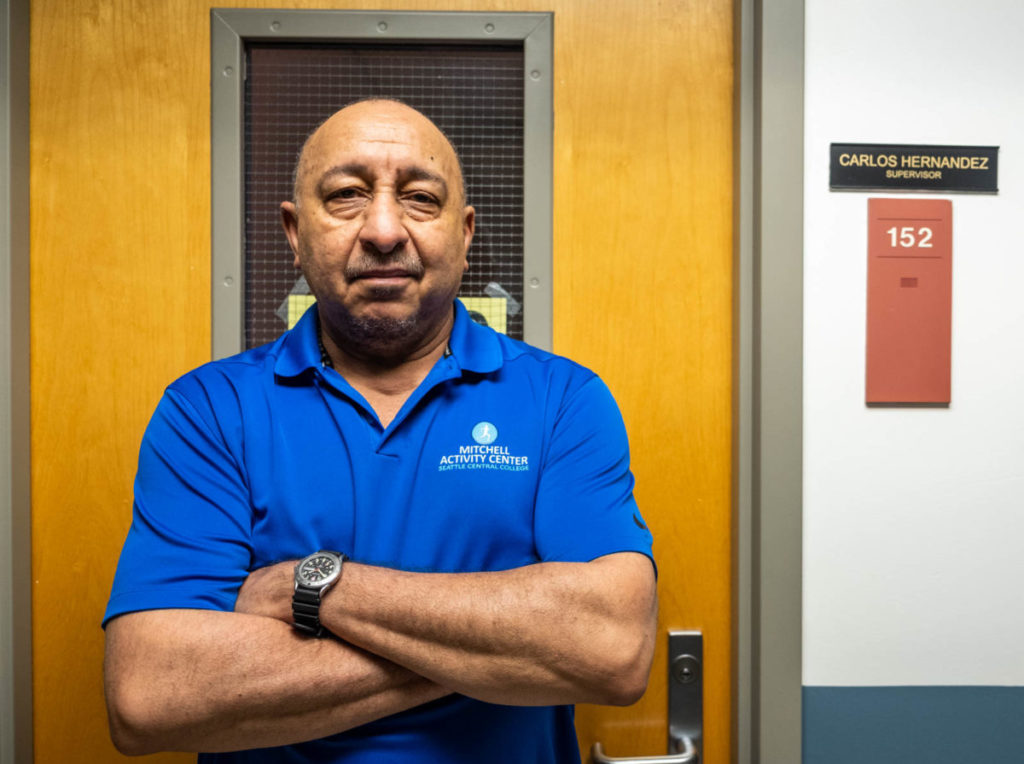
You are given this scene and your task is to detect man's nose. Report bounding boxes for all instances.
[359,193,408,254]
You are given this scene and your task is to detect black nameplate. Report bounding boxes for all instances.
[830,143,998,193]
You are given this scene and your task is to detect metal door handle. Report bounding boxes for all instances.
[590,631,703,764]
[591,734,698,763]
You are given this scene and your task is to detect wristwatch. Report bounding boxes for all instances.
[292,550,346,637]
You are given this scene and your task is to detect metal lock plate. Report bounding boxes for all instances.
[668,631,703,759]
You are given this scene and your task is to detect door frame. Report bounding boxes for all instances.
[0,0,805,761]
[735,0,804,761]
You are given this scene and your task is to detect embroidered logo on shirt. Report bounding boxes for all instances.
[472,421,498,444]
[438,423,530,473]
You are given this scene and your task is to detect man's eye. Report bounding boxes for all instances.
[405,192,439,206]
[328,188,360,200]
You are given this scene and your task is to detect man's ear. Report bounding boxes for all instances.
[280,202,301,268]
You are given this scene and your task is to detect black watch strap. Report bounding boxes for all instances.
[292,587,328,637]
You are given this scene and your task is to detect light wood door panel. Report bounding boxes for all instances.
[30,1,732,761]
[557,3,733,762]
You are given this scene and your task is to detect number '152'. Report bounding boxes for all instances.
[887,226,933,248]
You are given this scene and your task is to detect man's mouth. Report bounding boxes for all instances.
[352,268,414,281]
[351,270,417,295]
[346,267,422,299]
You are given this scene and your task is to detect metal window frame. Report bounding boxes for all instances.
[1,0,32,761]
[210,9,554,358]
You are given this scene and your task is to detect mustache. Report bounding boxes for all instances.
[343,253,425,281]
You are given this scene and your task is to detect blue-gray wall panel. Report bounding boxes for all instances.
[804,686,1024,764]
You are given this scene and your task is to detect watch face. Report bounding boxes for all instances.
[297,553,341,588]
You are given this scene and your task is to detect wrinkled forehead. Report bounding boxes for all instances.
[298,104,463,197]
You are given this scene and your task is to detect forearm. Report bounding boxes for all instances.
[104,609,448,755]
[323,553,657,706]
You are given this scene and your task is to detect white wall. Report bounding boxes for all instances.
[804,0,1024,686]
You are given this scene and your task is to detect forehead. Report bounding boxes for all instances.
[302,104,459,186]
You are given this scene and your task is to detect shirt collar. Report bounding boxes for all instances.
[273,305,324,379]
[273,298,504,380]
[448,298,504,374]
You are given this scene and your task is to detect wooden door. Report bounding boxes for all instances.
[29,1,732,762]
[558,4,733,762]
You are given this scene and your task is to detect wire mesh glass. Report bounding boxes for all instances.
[244,43,526,348]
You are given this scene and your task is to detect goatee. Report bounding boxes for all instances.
[330,311,423,360]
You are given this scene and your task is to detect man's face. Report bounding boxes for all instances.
[281,101,474,351]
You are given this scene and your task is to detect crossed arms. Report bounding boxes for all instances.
[104,551,657,755]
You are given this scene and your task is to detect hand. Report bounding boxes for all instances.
[234,560,295,623]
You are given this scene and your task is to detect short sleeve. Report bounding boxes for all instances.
[103,386,254,626]
[533,376,654,567]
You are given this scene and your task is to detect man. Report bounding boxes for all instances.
[103,99,657,763]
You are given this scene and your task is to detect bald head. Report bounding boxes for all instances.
[292,99,466,207]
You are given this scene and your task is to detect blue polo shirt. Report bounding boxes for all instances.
[105,300,653,763]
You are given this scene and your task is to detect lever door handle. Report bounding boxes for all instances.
[591,631,703,764]
[591,734,698,763]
